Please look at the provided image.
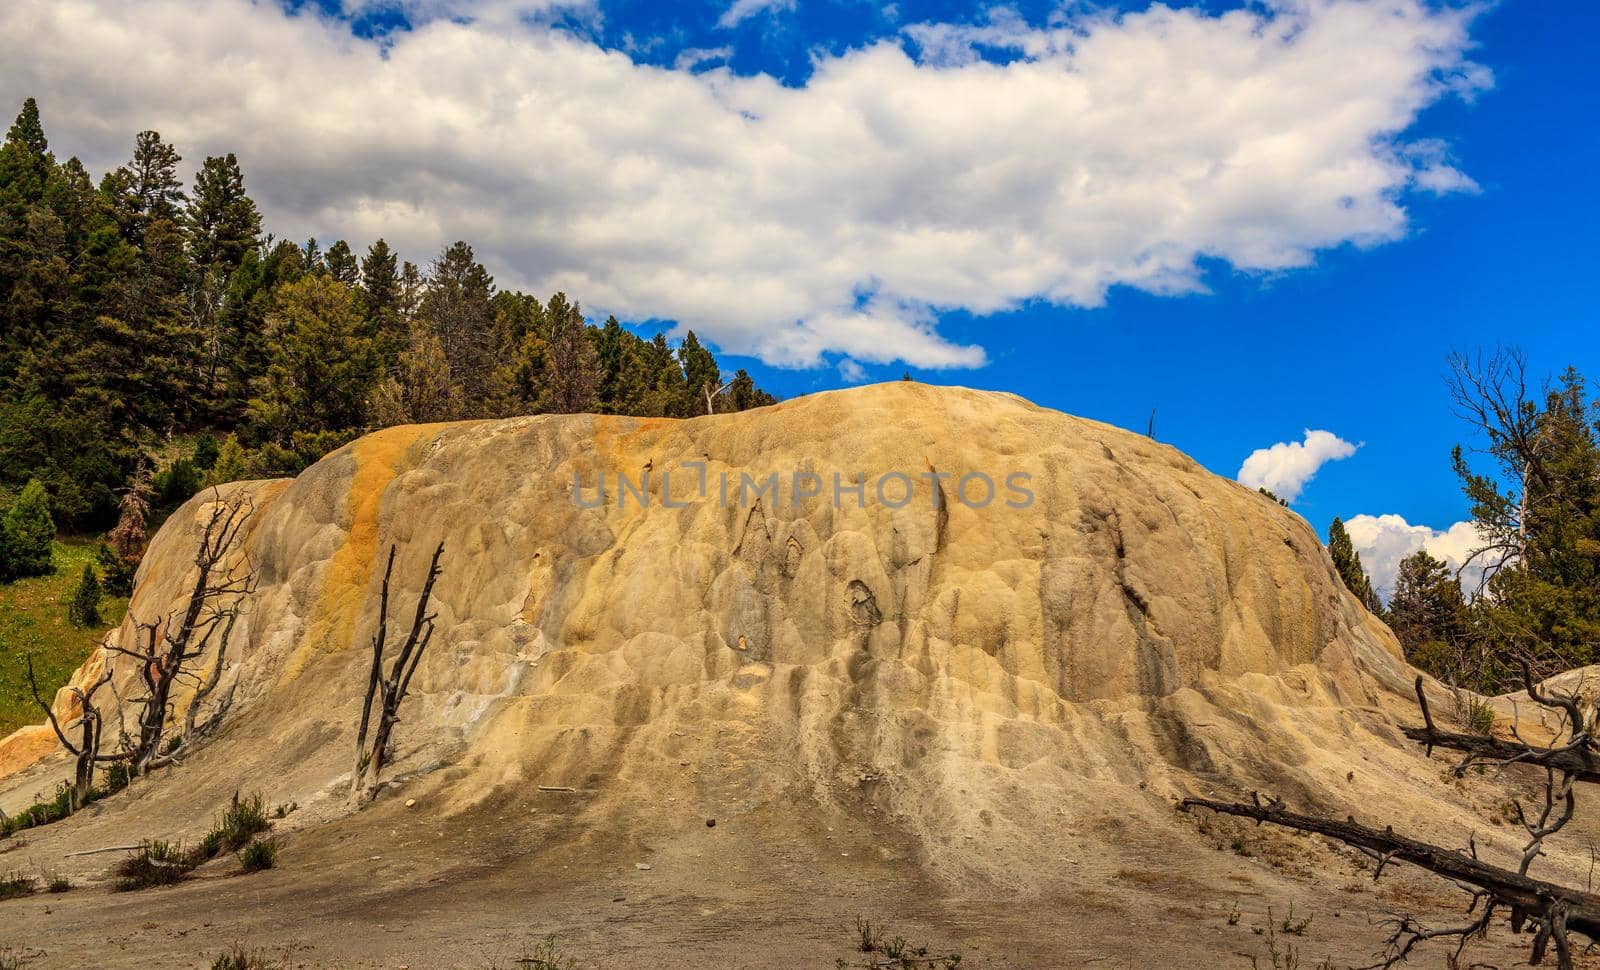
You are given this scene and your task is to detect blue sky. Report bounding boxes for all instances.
[2,0,1594,593]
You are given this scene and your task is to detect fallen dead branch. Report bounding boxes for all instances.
[1183,661,1600,969]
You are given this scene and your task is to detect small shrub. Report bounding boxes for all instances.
[194,433,221,471]
[240,838,278,873]
[114,841,192,891]
[494,936,578,970]
[841,917,962,969]
[102,760,134,794]
[188,792,272,865]
[42,869,70,893]
[1461,696,1496,735]
[0,872,37,900]
[211,944,286,970]
[1,783,75,836]
[1277,903,1313,936]
[96,541,137,596]
[153,458,202,507]
[66,562,103,627]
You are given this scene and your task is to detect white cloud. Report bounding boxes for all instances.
[717,0,794,29]
[837,358,868,383]
[1237,430,1358,503]
[1343,514,1498,602]
[674,46,733,71]
[0,0,1488,368]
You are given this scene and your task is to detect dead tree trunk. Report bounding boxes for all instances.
[104,488,256,773]
[351,542,444,803]
[26,655,130,809]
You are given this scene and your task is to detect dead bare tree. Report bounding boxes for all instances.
[26,654,131,809]
[103,488,257,773]
[1183,664,1600,969]
[351,541,445,802]
[702,378,733,415]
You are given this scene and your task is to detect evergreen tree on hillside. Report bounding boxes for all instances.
[67,562,102,627]
[1327,517,1379,613]
[1388,549,1468,680]
[543,293,598,414]
[678,330,720,415]
[0,99,63,380]
[112,131,185,247]
[1450,354,1600,678]
[0,478,55,581]
[489,291,548,414]
[360,239,405,364]
[725,369,776,411]
[368,326,460,426]
[184,154,260,274]
[301,237,323,275]
[325,239,359,286]
[248,275,377,444]
[0,98,51,197]
[419,241,496,409]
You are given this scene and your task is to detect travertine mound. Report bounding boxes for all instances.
[3,383,1428,886]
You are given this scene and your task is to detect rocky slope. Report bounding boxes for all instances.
[0,383,1557,967]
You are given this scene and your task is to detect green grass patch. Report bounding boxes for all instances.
[0,536,129,736]
[239,838,278,872]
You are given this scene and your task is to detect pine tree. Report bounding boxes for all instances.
[248,275,378,444]
[302,237,324,275]
[1327,517,1379,613]
[0,98,52,198]
[325,239,359,286]
[642,332,685,417]
[0,478,55,581]
[543,293,598,414]
[360,239,405,364]
[725,369,776,411]
[0,98,64,379]
[111,131,185,247]
[678,331,720,415]
[1388,549,1468,678]
[419,242,496,410]
[184,153,260,274]
[1452,359,1600,677]
[368,326,461,426]
[67,562,102,627]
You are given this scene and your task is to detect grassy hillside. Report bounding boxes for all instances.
[0,538,128,736]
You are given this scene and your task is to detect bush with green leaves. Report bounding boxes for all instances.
[0,872,37,900]
[114,840,193,891]
[0,479,54,582]
[96,541,137,596]
[240,838,278,872]
[211,945,286,970]
[66,562,102,627]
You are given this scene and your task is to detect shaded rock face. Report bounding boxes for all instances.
[2,384,1414,883]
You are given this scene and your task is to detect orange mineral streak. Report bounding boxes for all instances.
[285,424,462,680]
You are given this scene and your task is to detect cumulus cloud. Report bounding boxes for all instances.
[837,358,868,383]
[1237,430,1359,503]
[0,0,1487,367]
[1343,514,1498,602]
